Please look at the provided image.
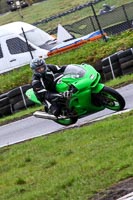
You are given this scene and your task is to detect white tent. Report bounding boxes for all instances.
[57,24,74,43]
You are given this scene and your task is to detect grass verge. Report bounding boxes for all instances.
[0,110,133,200]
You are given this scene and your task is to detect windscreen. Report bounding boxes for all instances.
[64,65,85,78]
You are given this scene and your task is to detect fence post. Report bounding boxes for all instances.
[108,57,115,79]
[90,2,108,42]
[122,5,132,29]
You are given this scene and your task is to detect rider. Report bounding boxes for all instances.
[30,57,70,117]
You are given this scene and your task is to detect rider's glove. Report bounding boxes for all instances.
[62,91,72,98]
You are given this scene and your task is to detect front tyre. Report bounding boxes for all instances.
[100,86,125,111]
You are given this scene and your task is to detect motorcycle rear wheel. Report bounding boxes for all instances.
[55,117,78,126]
[100,86,125,111]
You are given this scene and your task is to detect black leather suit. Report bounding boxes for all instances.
[31,64,67,116]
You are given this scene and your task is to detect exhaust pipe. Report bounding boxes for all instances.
[33,111,57,120]
[34,111,67,121]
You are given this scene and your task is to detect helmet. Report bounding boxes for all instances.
[30,58,47,74]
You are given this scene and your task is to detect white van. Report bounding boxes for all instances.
[0,21,57,74]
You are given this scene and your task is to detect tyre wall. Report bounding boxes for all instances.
[0,84,35,117]
[101,47,133,81]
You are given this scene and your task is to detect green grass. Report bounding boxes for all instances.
[0,1,133,198]
[0,0,132,32]
[0,110,133,200]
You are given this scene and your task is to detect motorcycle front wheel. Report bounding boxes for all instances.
[100,86,125,111]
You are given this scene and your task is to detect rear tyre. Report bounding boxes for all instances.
[100,86,125,111]
[55,117,78,126]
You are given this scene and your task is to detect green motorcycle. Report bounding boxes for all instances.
[26,63,125,126]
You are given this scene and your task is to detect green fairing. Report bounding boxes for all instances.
[25,88,42,105]
[56,64,103,92]
[56,64,104,116]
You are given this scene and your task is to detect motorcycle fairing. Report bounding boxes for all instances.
[26,88,42,105]
[56,64,105,116]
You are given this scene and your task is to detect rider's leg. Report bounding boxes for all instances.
[44,92,62,117]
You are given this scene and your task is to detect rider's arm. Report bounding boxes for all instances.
[47,64,67,74]
[32,76,46,103]
[32,75,57,103]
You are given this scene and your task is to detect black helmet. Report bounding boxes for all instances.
[30,58,47,74]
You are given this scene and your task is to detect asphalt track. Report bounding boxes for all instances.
[0,84,133,148]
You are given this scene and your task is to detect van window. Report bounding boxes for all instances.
[0,45,3,58]
[6,37,35,54]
